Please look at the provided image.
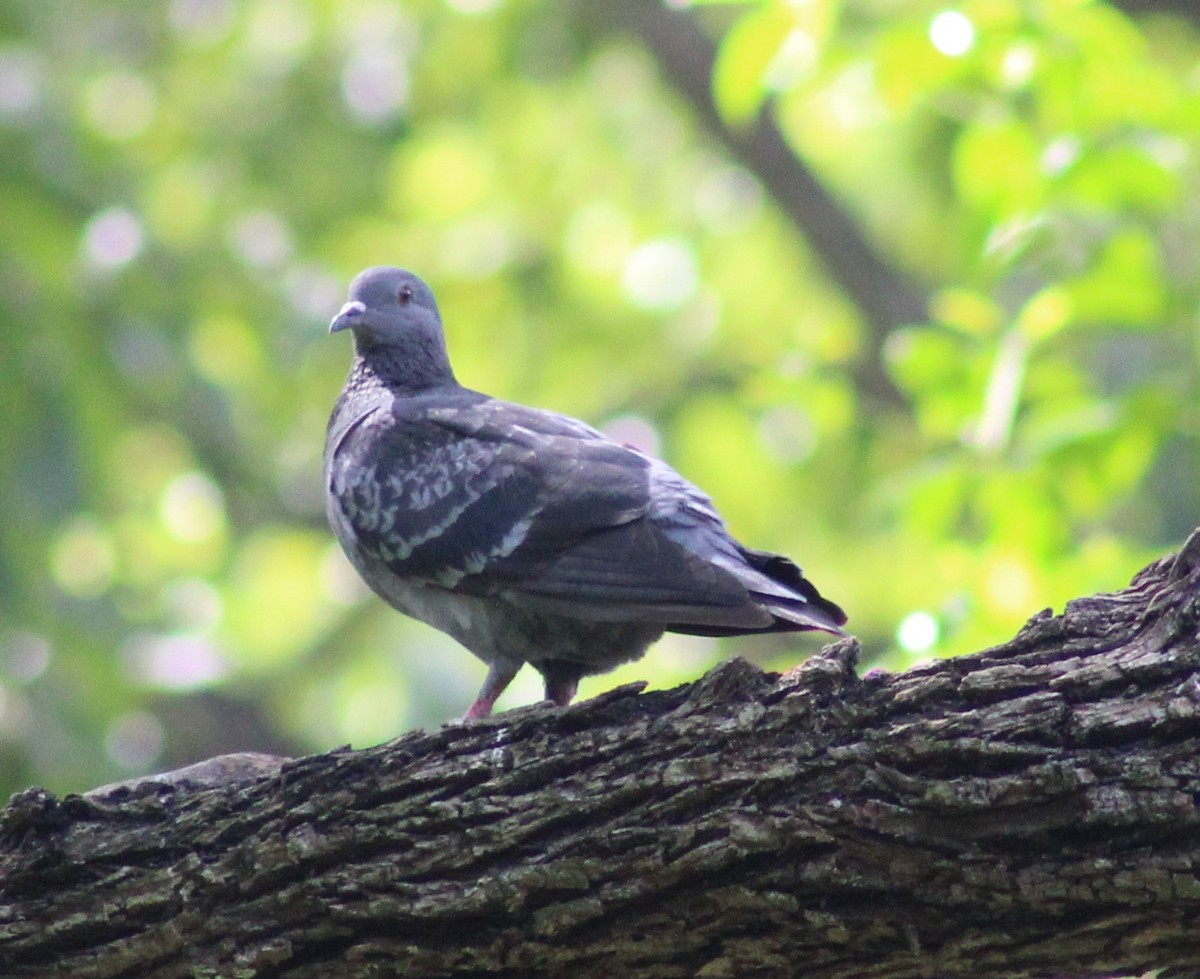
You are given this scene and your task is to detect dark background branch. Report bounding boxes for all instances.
[1110,0,1200,18]
[581,1,929,408]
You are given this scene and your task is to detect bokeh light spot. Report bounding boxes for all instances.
[244,0,314,75]
[444,0,502,14]
[159,472,227,544]
[622,239,700,312]
[896,611,940,653]
[285,262,343,321]
[439,216,514,278]
[764,29,818,91]
[758,406,817,463]
[984,555,1037,618]
[602,415,661,457]
[51,516,117,599]
[163,578,224,631]
[0,46,42,119]
[929,11,975,57]
[169,0,236,45]
[1000,43,1036,89]
[83,71,156,141]
[82,208,144,270]
[105,711,166,771]
[342,47,409,123]
[2,632,52,683]
[0,684,33,738]
[123,632,229,690]
[1041,136,1081,177]
[564,204,632,276]
[229,210,293,269]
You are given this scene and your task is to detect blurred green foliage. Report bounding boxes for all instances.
[0,0,1196,797]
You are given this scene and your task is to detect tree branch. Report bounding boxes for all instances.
[1110,0,1200,19]
[3,529,1200,976]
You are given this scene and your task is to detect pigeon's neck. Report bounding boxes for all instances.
[351,337,457,396]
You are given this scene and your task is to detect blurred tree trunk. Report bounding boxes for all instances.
[583,0,926,410]
[3,530,1200,978]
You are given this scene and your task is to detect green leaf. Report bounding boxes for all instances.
[713,5,804,124]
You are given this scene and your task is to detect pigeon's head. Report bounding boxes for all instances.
[331,266,442,342]
[330,267,456,389]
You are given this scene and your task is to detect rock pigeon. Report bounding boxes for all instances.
[325,266,847,718]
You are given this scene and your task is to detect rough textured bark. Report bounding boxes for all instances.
[3,530,1200,978]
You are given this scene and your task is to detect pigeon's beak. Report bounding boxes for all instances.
[330,300,367,334]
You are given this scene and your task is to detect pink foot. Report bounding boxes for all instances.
[463,695,496,720]
[462,661,520,720]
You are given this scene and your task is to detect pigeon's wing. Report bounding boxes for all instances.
[326,395,570,588]
[326,393,769,627]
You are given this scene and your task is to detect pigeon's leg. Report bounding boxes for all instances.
[464,660,521,720]
[540,661,582,708]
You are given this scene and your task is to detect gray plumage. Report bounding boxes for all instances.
[325,266,847,718]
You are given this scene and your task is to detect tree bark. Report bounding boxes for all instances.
[3,530,1200,978]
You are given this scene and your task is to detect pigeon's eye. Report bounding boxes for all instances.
[397,286,414,305]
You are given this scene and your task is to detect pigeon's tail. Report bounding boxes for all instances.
[668,546,847,638]
[741,547,847,634]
